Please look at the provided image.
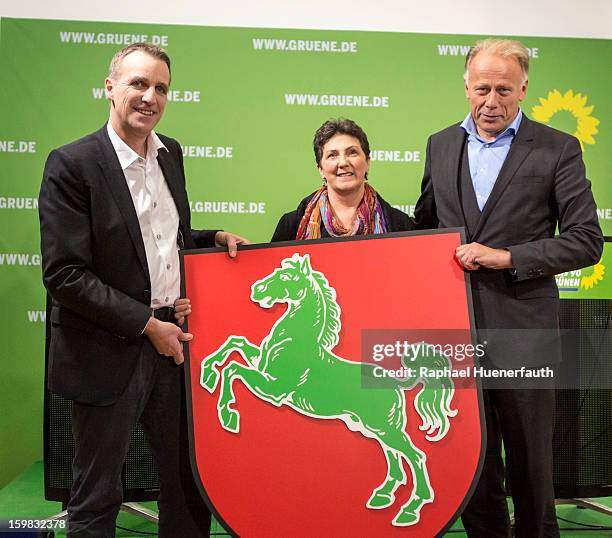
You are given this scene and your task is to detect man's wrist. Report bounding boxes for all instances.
[214,230,225,246]
[500,248,513,269]
[142,315,157,336]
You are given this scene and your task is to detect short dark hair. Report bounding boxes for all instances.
[313,118,370,165]
[108,43,171,80]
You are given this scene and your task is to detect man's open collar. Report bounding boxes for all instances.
[106,121,168,170]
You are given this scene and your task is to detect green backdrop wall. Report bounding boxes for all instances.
[0,17,610,487]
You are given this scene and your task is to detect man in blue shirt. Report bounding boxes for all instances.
[414,39,603,538]
[461,108,522,212]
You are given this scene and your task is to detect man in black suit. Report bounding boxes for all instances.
[39,43,247,537]
[414,39,603,537]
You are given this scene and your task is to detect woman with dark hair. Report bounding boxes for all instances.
[271,118,413,241]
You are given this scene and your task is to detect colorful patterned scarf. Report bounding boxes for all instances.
[296,183,388,240]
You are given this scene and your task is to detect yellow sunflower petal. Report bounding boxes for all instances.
[531,89,599,152]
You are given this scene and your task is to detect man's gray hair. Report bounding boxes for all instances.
[108,43,171,80]
[464,39,529,82]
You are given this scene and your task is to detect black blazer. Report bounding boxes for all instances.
[271,191,414,242]
[39,125,217,405]
[414,115,603,367]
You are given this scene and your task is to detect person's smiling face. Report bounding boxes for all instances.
[105,50,170,145]
[318,134,370,196]
[465,52,528,141]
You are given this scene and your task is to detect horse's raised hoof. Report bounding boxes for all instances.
[366,491,395,509]
[220,408,240,433]
[392,509,420,527]
[201,367,219,392]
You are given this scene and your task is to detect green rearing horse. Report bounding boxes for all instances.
[200,253,457,526]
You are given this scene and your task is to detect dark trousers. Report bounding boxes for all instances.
[67,341,211,537]
[461,381,559,538]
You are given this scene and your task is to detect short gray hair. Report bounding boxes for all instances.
[464,39,529,82]
[108,43,171,80]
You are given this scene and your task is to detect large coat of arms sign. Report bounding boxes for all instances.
[182,231,484,537]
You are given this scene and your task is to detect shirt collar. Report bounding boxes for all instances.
[460,109,523,143]
[106,121,168,170]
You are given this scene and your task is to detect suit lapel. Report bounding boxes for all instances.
[157,147,188,220]
[472,116,535,238]
[95,126,151,282]
[447,126,469,230]
[157,145,193,248]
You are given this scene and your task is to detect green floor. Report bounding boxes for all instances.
[0,462,610,536]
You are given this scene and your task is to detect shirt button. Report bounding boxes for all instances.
[166,264,171,270]
[156,234,161,240]
[153,202,157,208]
[165,296,169,303]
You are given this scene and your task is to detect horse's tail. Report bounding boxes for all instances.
[400,344,457,442]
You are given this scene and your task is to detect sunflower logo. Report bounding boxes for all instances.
[531,90,600,151]
[580,261,605,290]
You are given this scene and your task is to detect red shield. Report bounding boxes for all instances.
[182,230,484,537]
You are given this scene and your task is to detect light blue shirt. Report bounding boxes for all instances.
[460,110,523,210]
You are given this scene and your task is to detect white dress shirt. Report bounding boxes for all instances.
[107,122,180,309]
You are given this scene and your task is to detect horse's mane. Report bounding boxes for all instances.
[280,255,341,349]
[309,269,341,349]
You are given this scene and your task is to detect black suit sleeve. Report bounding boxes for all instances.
[39,149,151,339]
[413,137,439,230]
[507,135,603,280]
[168,136,221,250]
[190,229,219,248]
